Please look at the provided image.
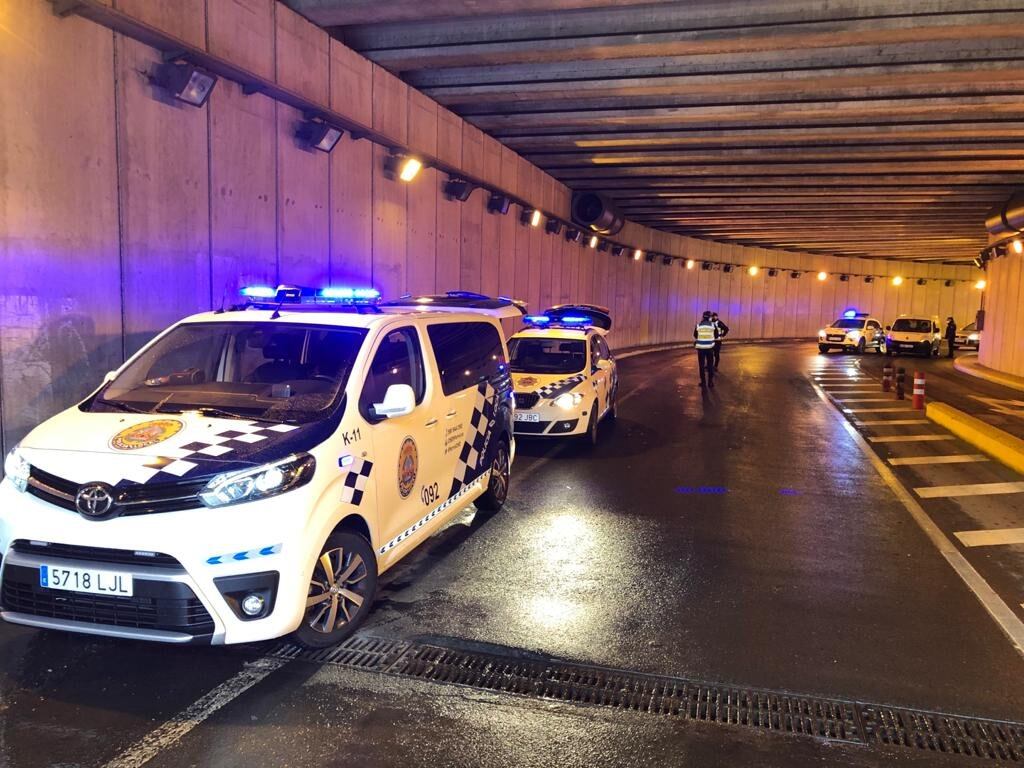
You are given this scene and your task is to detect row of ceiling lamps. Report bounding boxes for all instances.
[152,62,983,288]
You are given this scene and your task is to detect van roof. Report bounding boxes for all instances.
[177,307,501,330]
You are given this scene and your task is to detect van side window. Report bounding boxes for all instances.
[359,327,425,421]
[427,322,506,396]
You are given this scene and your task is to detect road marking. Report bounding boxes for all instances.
[809,379,1024,661]
[955,528,1024,547]
[856,419,928,426]
[916,482,1024,499]
[102,656,288,768]
[843,407,912,413]
[889,454,989,466]
[836,397,898,402]
[869,434,953,443]
[824,389,881,394]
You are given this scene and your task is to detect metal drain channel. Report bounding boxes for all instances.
[268,635,1024,762]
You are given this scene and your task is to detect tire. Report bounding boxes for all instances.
[607,388,618,422]
[583,404,599,446]
[475,437,510,512]
[818,345,829,354]
[856,338,866,355]
[292,531,377,649]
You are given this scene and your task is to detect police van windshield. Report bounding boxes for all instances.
[830,318,865,329]
[91,322,367,424]
[892,318,933,333]
[508,337,586,375]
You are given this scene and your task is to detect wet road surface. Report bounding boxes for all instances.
[4,343,1024,767]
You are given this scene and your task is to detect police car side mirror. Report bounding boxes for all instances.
[103,370,117,383]
[373,384,416,419]
[885,325,891,332]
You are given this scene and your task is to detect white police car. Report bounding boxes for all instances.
[0,287,519,647]
[508,305,617,444]
[818,310,885,354]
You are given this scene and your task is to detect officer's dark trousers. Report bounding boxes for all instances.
[713,340,722,369]
[698,349,715,385]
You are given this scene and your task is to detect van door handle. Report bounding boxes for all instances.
[425,418,438,427]
[446,410,458,419]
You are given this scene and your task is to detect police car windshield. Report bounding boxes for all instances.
[892,319,933,333]
[831,318,865,329]
[92,322,367,424]
[508,337,586,375]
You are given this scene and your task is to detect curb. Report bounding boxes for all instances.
[953,355,1024,394]
[614,337,813,360]
[926,401,1024,475]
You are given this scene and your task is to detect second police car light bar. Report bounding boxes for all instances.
[240,285,382,304]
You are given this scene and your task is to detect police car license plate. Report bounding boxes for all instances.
[39,564,133,597]
[514,412,540,423]
[827,335,844,341]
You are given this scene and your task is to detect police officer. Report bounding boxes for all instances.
[944,316,957,359]
[711,312,729,370]
[694,311,719,388]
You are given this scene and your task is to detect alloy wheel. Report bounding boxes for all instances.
[305,547,369,634]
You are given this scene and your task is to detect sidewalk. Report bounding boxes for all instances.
[955,354,1024,394]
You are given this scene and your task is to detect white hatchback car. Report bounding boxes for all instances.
[0,287,519,647]
[817,311,885,354]
[508,305,618,444]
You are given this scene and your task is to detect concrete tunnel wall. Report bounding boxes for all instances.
[978,251,1024,378]
[0,0,984,458]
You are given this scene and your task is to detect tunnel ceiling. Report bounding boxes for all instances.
[288,0,1024,264]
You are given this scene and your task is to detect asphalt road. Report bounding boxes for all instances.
[3,343,1024,768]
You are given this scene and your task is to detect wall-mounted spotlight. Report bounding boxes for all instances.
[644,251,657,263]
[662,255,674,266]
[944,280,953,287]
[296,120,343,153]
[152,61,217,107]
[597,240,610,253]
[816,271,828,281]
[791,271,802,279]
[565,228,582,243]
[486,192,511,215]
[864,276,874,283]
[976,279,987,290]
[1014,238,1023,255]
[973,252,987,269]
[767,268,778,277]
[633,249,643,261]
[686,259,696,270]
[701,261,713,271]
[384,153,422,182]
[839,274,849,282]
[723,264,734,273]
[545,217,563,235]
[520,207,541,227]
[443,178,476,202]
[747,265,759,276]
[611,245,625,257]
[892,275,904,286]
[916,278,927,286]
[589,235,599,249]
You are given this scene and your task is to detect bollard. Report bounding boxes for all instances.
[913,371,926,410]
[882,364,893,392]
[895,367,906,400]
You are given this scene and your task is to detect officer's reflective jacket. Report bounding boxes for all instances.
[694,321,717,350]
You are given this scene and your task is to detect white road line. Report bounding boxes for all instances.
[889,454,989,466]
[836,397,898,402]
[956,528,1024,548]
[824,390,881,394]
[917,482,1024,499]
[843,407,912,413]
[809,379,1024,661]
[869,434,953,443]
[856,419,928,426]
[102,657,288,768]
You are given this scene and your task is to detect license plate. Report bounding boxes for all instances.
[514,412,541,423]
[827,336,844,341]
[40,564,133,597]
[899,343,914,349]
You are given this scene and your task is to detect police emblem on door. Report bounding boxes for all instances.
[398,437,418,499]
[110,419,184,450]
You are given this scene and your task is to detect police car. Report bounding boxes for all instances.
[817,310,885,354]
[508,305,617,444]
[0,287,519,647]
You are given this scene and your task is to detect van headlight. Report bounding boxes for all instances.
[3,446,30,493]
[552,392,584,410]
[199,454,315,508]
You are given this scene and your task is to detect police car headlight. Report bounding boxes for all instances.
[846,331,861,340]
[818,329,826,339]
[552,392,584,410]
[3,445,29,493]
[199,454,315,508]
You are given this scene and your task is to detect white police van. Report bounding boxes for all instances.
[508,305,618,444]
[0,287,518,647]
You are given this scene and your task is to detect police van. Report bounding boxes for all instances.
[0,287,518,647]
[508,305,618,444]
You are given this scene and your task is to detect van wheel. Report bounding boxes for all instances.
[293,531,377,649]
[476,438,510,512]
[584,404,599,446]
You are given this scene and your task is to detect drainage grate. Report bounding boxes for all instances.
[275,634,1024,762]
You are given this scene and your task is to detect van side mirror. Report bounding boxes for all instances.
[373,384,416,419]
[885,325,891,332]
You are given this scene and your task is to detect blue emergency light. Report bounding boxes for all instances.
[240,286,277,298]
[524,315,551,325]
[318,287,381,301]
[558,315,590,324]
[843,309,858,319]
[239,285,381,305]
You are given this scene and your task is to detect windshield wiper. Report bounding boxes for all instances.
[99,400,149,415]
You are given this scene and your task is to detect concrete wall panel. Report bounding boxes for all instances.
[278,105,330,285]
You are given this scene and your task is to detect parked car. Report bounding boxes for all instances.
[954,322,981,350]
[882,315,942,357]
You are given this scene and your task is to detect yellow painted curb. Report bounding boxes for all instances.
[926,402,1024,476]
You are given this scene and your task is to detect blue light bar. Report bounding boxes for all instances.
[524,315,551,325]
[559,315,590,324]
[240,286,277,298]
[843,309,857,319]
[318,287,381,301]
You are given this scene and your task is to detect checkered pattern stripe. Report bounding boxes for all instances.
[122,422,298,485]
[340,458,373,506]
[536,374,586,400]
[449,381,497,498]
[378,474,487,555]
